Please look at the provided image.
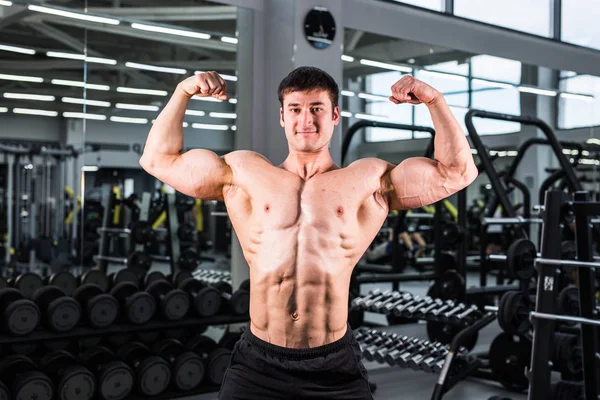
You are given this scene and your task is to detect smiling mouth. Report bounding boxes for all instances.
[297,131,318,135]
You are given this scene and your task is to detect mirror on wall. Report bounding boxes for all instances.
[0,0,239,281]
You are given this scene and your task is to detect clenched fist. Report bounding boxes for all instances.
[389,75,440,106]
[178,71,228,100]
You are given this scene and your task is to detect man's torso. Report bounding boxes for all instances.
[222,151,394,348]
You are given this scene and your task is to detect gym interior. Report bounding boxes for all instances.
[0,0,599,399]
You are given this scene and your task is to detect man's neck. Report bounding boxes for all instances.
[280,150,338,180]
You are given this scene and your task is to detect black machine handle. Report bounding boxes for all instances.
[465,110,583,219]
[341,120,435,165]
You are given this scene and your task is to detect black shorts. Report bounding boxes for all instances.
[218,323,374,400]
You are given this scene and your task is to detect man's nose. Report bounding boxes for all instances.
[298,110,313,126]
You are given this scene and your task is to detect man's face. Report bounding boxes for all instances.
[280,89,340,152]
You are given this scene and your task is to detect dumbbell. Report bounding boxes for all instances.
[552,333,582,376]
[380,292,415,314]
[453,304,483,326]
[145,279,190,321]
[371,291,406,312]
[407,343,446,370]
[32,285,81,332]
[429,300,457,321]
[239,279,250,293]
[144,271,167,287]
[392,296,425,317]
[439,303,468,323]
[167,270,193,287]
[385,337,430,366]
[79,346,134,400]
[396,340,439,368]
[9,272,44,299]
[350,288,385,309]
[153,338,205,391]
[79,269,110,293]
[415,298,445,319]
[178,278,222,317]
[359,289,394,310]
[38,350,96,400]
[363,333,400,361]
[109,282,156,324]
[185,334,232,386]
[401,296,438,318]
[374,335,412,364]
[422,350,450,373]
[108,269,140,288]
[354,328,379,343]
[117,342,171,396]
[72,283,119,328]
[45,271,78,296]
[209,280,250,316]
[0,354,53,400]
[0,287,40,335]
[355,330,386,347]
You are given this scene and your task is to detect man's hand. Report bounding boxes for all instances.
[178,71,228,100]
[389,75,440,106]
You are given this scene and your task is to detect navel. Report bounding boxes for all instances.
[291,311,299,321]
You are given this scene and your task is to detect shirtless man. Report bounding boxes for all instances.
[140,66,478,399]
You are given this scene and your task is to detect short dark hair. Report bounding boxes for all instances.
[277,66,339,108]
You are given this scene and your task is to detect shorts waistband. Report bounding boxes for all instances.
[242,323,354,360]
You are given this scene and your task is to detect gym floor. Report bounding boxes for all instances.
[168,264,531,400]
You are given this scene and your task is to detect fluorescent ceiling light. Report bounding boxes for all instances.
[580,159,600,165]
[131,23,210,40]
[0,73,43,83]
[221,36,238,44]
[4,92,55,101]
[182,122,189,127]
[116,87,167,96]
[341,90,355,97]
[420,70,467,81]
[81,166,99,172]
[472,78,514,90]
[46,51,117,65]
[28,5,120,25]
[13,108,58,117]
[341,55,354,62]
[209,112,236,119]
[191,95,222,102]
[125,62,186,75]
[358,93,389,101]
[586,138,600,145]
[0,107,6,113]
[63,112,106,120]
[341,111,353,118]
[110,116,148,124]
[471,149,478,154]
[185,110,206,116]
[51,79,110,91]
[359,59,412,73]
[191,123,229,131]
[194,71,237,82]
[506,151,518,157]
[0,1,13,6]
[115,103,159,111]
[517,86,557,97]
[62,97,111,107]
[354,113,389,122]
[231,125,237,131]
[228,98,237,104]
[559,92,595,101]
[0,44,35,55]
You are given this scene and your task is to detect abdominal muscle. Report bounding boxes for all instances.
[241,222,358,349]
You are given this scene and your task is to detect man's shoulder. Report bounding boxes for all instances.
[224,150,273,166]
[346,157,394,175]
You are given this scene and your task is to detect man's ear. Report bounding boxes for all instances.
[280,107,285,128]
[332,106,340,126]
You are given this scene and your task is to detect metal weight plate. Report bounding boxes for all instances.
[171,270,193,286]
[57,365,96,400]
[127,252,152,273]
[428,270,466,301]
[426,321,478,351]
[207,348,232,385]
[112,269,139,287]
[489,332,531,392]
[73,284,118,329]
[230,290,250,315]
[136,356,171,396]
[179,248,199,271]
[0,288,40,336]
[130,221,154,244]
[144,271,166,288]
[498,291,532,335]
[13,371,54,400]
[506,239,536,281]
[97,361,134,400]
[558,285,579,317]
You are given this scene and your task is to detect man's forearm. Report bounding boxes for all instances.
[141,87,190,160]
[427,95,473,170]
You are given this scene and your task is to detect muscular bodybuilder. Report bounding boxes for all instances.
[140,66,478,399]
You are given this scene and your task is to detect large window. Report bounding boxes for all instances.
[390,0,444,11]
[558,74,600,129]
[454,0,552,37]
[561,0,600,51]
